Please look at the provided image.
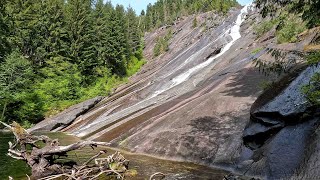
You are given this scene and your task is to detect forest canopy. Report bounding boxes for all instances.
[0,0,144,125]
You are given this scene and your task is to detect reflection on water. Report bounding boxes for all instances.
[0,132,30,179]
[0,132,227,179]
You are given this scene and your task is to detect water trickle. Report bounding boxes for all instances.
[152,4,252,97]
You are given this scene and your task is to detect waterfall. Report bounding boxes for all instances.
[152,4,251,97]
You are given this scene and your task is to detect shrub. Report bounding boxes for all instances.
[254,19,278,37]
[153,29,172,57]
[192,16,198,28]
[276,16,306,43]
[302,52,320,107]
[251,47,264,55]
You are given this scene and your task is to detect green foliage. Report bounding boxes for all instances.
[256,0,320,28]
[34,57,82,116]
[0,51,34,122]
[126,56,146,76]
[302,52,320,107]
[306,51,320,65]
[153,29,172,57]
[192,16,198,28]
[254,11,306,44]
[22,120,34,129]
[0,0,145,124]
[142,0,238,32]
[252,48,303,76]
[0,0,11,62]
[302,72,320,107]
[254,19,278,37]
[251,47,263,55]
[276,15,306,44]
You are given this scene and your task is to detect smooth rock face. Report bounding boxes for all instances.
[58,6,267,169]
[29,96,104,132]
[254,65,320,117]
[242,65,320,179]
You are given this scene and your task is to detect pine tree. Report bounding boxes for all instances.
[0,0,11,62]
[65,0,95,78]
[126,6,141,56]
[6,0,44,66]
[104,5,127,75]
[92,0,107,69]
[42,0,69,60]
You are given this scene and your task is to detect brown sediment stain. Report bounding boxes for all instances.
[92,72,230,142]
[64,81,150,132]
[83,103,156,140]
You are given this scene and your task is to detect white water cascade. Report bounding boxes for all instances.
[152,4,251,97]
[73,4,252,137]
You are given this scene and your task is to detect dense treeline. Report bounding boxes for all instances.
[140,0,238,31]
[0,0,144,125]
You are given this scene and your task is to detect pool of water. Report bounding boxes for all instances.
[0,132,31,179]
[0,131,228,179]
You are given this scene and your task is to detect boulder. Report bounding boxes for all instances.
[252,64,320,118]
[241,64,320,179]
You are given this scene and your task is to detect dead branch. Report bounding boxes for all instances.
[3,121,131,180]
[150,172,166,180]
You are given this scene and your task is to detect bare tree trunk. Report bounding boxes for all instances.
[1,101,7,121]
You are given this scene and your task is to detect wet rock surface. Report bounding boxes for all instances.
[241,64,320,179]
[29,96,104,132]
[253,65,320,117]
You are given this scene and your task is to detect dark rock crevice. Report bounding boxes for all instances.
[244,107,320,151]
[239,64,320,179]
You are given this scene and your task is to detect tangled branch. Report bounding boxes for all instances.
[1,121,130,180]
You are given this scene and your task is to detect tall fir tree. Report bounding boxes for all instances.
[0,0,11,62]
[65,0,96,79]
[102,5,127,75]
[6,0,44,66]
[126,6,141,56]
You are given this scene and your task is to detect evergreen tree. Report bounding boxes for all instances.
[0,51,33,122]
[6,0,44,65]
[92,0,108,69]
[142,0,238,32]
[104,5,127,75]
[65,0,95,78]
[0,0,11,62]
[42,0,69,61]
[126,6,141,56]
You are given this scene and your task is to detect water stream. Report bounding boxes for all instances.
[70,4,253,140]
[0,132,228,179]
[152,4,251,97]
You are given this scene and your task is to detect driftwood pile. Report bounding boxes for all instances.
[0,121,132,180]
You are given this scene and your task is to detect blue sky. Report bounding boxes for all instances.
[108,0,253,14]
[109,0,157,14]
[238,0,253,5]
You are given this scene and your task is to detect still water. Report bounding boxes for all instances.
[0,132,228,179]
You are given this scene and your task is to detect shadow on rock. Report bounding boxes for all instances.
[220,67,269,98]
[238,64,320,179]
